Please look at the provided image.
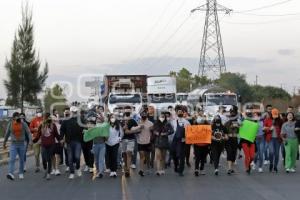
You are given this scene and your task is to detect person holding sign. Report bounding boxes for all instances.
[193,116,211,176]
[211,115,227,176]
[240,112,259,175]
[224,106,240,175]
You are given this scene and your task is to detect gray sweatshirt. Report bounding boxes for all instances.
[281,121,297,139]
[4,121,32,145]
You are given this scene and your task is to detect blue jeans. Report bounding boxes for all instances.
[264,140,270,161]
[9,143,25,175]
[255,137,265,168]
[67,141,82,174]
[269,138,281,168]
[93,143,106,174]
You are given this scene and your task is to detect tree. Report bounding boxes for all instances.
[251,85,291,102]
[3,4,48,112]
[215,72,253,102]
[43,84,67,114]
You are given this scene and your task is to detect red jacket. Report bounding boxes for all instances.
[30,117,43,139]
[263,118,273,142]
[34,123,60,147]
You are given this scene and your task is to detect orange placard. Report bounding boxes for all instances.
[185,125,212,144]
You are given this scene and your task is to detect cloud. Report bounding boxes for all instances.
[278,49,295,56]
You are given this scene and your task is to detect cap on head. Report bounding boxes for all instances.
[70,106,78,113]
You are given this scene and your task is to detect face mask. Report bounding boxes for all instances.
[141,116,147,120]
[37,113,42,118]
[159,117,165,123]
[196,117,203,124]
[215,119,221,124]
[110,118,116,123]
[178,114,183,118]
[166,117,171,121]
[168,109,172,112]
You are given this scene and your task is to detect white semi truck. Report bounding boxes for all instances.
[188,85,240,121]
[147,76,177,113]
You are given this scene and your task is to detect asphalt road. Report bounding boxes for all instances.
[0,155,299,200]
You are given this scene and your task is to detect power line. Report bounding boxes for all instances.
[234,12,300,17]
[132,0,189,67]
[236,0,294,13]
[124,0,174,60]
[223,16,300,25]
[142,14,192,70]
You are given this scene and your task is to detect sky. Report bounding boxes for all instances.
[0,0,300,101]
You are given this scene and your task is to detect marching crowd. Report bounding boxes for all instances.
[3,104,300,181]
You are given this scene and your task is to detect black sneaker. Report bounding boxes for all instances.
[7,173,15,180]
[186,162,191,168]
[214,169,219,176]
[194,171,199,177]
[227,170,231,175]
[269,164,273,172]
[246,168,251,175]
[98,173,104,178]
[274,167,278,173]
[138,170,144,177]
[125,172,130,177]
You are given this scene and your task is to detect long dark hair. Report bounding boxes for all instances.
[108,114,120,131]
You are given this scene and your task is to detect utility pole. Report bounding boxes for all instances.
[192,0,232,78]
[255,75,258,86]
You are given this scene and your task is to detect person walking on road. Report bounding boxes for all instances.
[4,112,32,180]
[153,112,173,176]
[136,110,153,177]
[211,115,227,176]
[29,108,44,173]
[224,106,240,175]
[106,114,123,178]
[33,113,62,180]
[171,106,190,177]
[122,107,142,177]
[281,112,298,173]
[60,106,84,179]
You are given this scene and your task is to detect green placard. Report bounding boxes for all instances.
[83,122,110,142]
[239,120,259,143]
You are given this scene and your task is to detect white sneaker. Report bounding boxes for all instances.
[290,168,296,173]
[50,170,55,175]
[83,166,89,172]
[130,164,136,169]
[250,162,256,170]
[65,167,70,172]
[104,169,111,173]
[19,174,24,180]
[113,172,117,177]
[264,160,270,165]
[258,168,263,173]
[160,170,165,175]
[55,169,61,176]
[69,174,75,179]
[76,170,82,177]
[109,172,114,177]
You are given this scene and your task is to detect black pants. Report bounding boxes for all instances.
[64,146,69,167]
[106,144,119,172]
[172,141,185,174]
[81,141,94,168]
[41,145,55,174]
[225,137,238,162]
[185,144,191,164]
[211,141,224,169]
[194,145,209,171]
